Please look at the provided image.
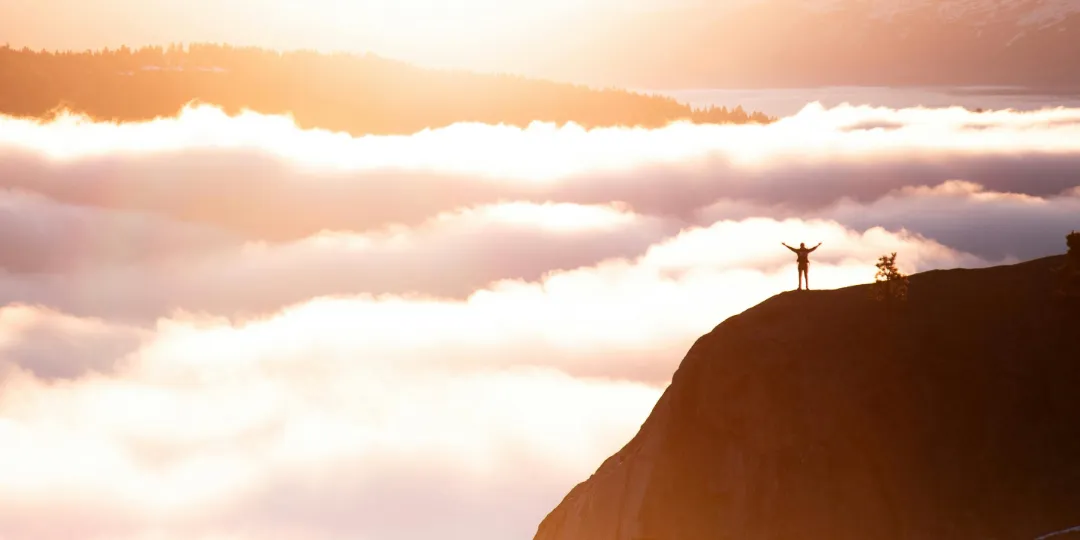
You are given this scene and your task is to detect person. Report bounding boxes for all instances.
[782,241,822,291]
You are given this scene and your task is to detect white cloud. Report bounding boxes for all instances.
[0,201,684,321]
[0,215,982,540]
[0,103,1072,540]
[2,103,1080,242]
[0,304,149,379]
[698,180,1080,261]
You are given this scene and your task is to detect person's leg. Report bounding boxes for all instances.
[805,267,810,290]
[798,267,806,290]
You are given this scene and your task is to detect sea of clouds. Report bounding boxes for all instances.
[0,102,1078,540]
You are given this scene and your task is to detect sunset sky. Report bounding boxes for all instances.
[0,0,686,75]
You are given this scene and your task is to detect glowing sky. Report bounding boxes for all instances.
[0,0,677,73]
[0,103,1079,539]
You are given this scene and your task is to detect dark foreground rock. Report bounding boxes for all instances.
[535,255,1080,540]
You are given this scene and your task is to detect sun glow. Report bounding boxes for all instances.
[0,0,639,72]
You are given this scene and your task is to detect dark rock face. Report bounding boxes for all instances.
[534,255,1080,540]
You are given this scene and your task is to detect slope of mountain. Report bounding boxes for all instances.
[527,0,1080,89]
[534,254,1080,540]
[0,45,772,135]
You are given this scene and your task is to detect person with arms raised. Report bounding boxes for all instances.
[783,241,822,291]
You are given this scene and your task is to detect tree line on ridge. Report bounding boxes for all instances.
[0,43,775,135]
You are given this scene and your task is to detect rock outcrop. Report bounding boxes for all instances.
[535,255,1080,540]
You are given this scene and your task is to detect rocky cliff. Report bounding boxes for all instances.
[534,255,1080,540]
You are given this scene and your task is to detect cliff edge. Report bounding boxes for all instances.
[534,255,1080,540]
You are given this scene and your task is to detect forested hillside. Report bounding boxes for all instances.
[0,44,773,134]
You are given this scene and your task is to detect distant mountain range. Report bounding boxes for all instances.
[4,1,1079,91]
[0,44,773,135]
[517,0,1080,89]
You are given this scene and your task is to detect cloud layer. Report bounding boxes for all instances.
[4,103,1080,242]
[0,103,1076,540]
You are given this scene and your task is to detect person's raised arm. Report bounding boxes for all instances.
[809,242,822,252]
[782,243,796,253]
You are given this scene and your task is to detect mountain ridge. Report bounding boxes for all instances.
[534,254,1080,540]
[0,44,773,136]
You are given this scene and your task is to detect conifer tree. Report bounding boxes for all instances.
[872,252,909,304]
[1054,231,1080,301]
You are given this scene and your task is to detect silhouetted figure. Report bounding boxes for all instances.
[783,241,822,290]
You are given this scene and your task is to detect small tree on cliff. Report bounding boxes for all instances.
[1054,231,1080,301]
[872,252,909,304]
